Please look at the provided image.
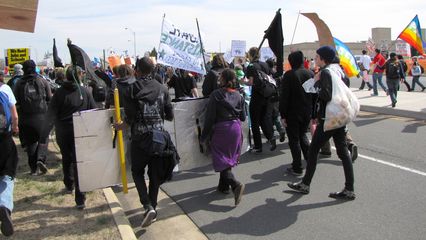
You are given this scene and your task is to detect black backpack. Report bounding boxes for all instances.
[387,62,401,79]
[21,76,48,114]
[256,70,277,98]
[89,80,106,102]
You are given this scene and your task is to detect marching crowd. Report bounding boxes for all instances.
[0,44,424,236]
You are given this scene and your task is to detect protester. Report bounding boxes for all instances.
[38,65,96,209]
[54,68,65,86]
[385,53,405,108]
[200,69,246,205]
[202,54,228,97]
[410,56,425,91]
[397,54,411,91]
[279,51,313,176]
[288,46,356,200]
[6,64,24,90]
[13,60,52,175]
[358,50,373,90]
[117,57,177,228]
[166,68,199,99]
[246,47,276,153]
[0,79,19,237]
[371,49,387,96]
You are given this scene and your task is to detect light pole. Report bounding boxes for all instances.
[125,27,136,59]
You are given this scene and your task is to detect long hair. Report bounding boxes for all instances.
[248,47,260,61]
[211,54,228,69]
[220,68,237,89]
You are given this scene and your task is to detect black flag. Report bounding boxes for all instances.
[53,38,64,68]
[67,39,106,86]
[263,9,284,76]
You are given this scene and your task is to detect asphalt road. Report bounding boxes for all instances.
[161,110,426,240]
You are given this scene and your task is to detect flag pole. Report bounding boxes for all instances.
[196,18,207,74]
[158,13,166,57]
[290,11,301,51]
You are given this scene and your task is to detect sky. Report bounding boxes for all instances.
[1,0,425,63]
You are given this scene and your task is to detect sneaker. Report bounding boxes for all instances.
[269,138,277,151]
[287,182,310,194]
[141,208,157,228]
[249,147,262,153]
[329,189,356,200]
[349,144,358,163]
[76,204,86,210]
[30,171,38,176]
[62,187,74,194]
[0,206,14,236]
[286,167,303,177]
[318,151,332,158]
[217,185,230,194]
[37,161,48,175]
[391,101,396,108]
[422,87,425,92]
[370,93,378,96]
[279,132,286,142]
[233,183,245,206]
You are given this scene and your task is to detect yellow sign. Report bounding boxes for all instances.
[7,48,30,66]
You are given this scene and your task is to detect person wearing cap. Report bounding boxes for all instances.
[6,64,23,91]
[384,53,405,108]
[288,46,356,200]
[13,60,52,176]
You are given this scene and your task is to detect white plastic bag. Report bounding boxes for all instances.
[324,67,360,131]
[302,78,318,93]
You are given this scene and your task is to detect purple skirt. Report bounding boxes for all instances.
[210,120,243,172]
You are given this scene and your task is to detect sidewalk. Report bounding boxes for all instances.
[106,87,426,240]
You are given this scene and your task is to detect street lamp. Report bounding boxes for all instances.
[125,27,136,59]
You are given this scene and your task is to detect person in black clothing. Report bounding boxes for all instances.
[39,65,97,209]
[202,54,228,97]
[200,69,246,206]
[166,68,199,99]
[288,46,355,200]
[396,54,411,91]
[13,60,52,175]
[245,47,276,153]
[279,51,314,176]
[116,57,175,228]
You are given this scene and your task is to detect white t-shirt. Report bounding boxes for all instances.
[0,83,17,106]
[360,54,371,71]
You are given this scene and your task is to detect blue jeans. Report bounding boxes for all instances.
[372,72,387,95]
[0,176,14,211]
[386,78,400,104]
[411,76,425,90]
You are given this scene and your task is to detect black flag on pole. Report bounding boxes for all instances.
[53,38,64,68]
[263,9,284,76]
[67,39,105,86]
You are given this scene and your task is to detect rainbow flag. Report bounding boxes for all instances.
[333,37,360,77]
[397,15,424,55]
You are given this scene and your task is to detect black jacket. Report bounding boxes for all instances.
[314,67,333,120]
[246,61,272,100]
[201,88,246,142]
[40,81,96,142]
[279,67,314,121]
[202,67,225,97]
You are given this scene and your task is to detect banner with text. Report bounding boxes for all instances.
[6,48,30,67]
[158,18,206,75]
[231,40,246,57]
[395,40,411,57]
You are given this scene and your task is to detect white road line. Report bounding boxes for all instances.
[358,153,426,177]
[331,146,426,177]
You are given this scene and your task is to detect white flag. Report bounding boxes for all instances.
[158,18,206,75]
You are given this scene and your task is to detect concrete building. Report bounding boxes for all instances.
[284,27,426,59]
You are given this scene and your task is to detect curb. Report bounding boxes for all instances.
[360,105,426,120]
[103,188,137,240]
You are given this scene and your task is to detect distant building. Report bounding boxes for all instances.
[284,27,426,59]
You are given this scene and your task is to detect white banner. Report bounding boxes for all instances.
[158,18,206,75]
[395,40,411,57]
[260,47,275,62]
[231,40,246,57]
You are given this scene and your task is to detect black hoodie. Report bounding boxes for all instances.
[201,88,246,142]
[40,81,96,142]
